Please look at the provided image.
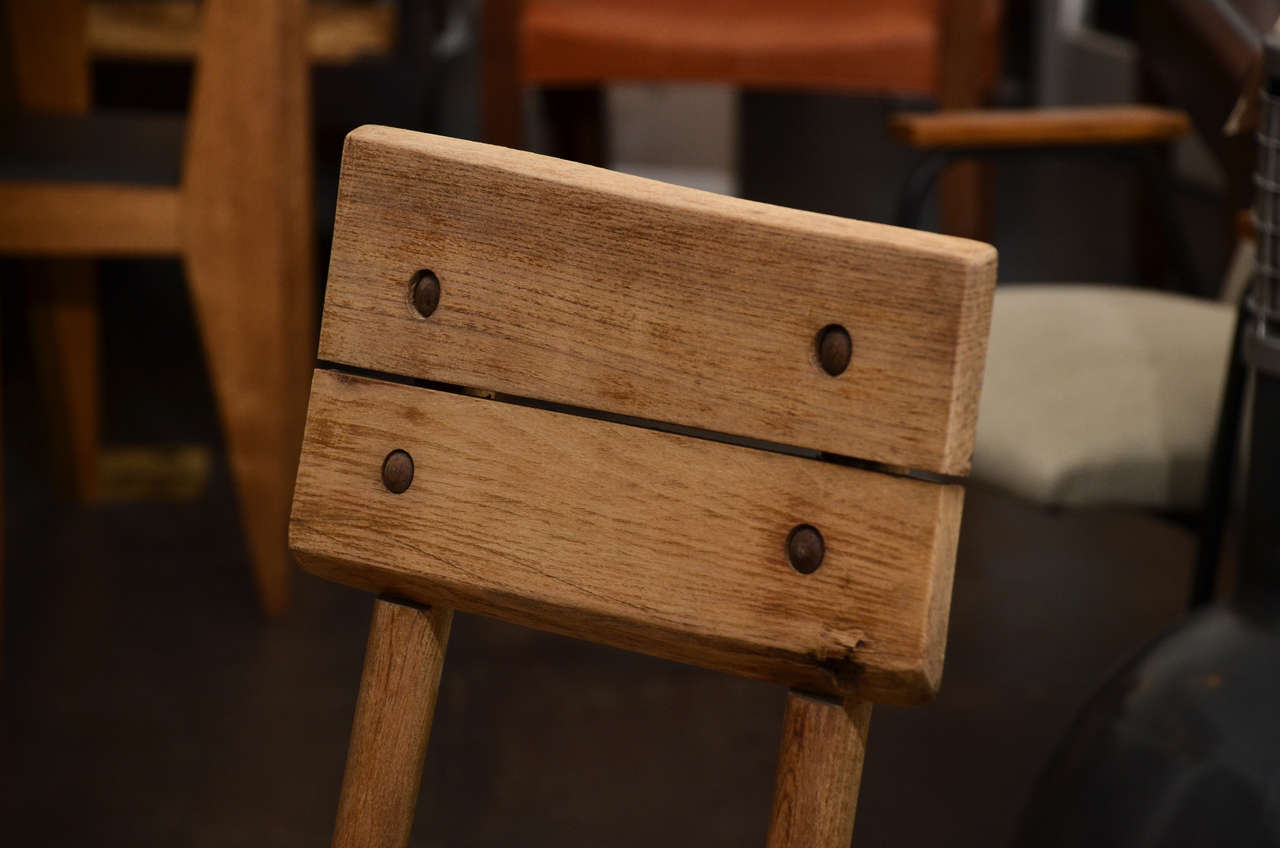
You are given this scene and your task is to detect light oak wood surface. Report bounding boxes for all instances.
[290,369,964,705]
[891,105,1192,150]
[332,597,452,848]
[320,127,997,475]
[767,692,872,848]
[86,0,395,63]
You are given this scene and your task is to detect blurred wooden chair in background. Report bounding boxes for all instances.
[0,0,314,617]
[289,128,996,845]
[482,0,1005,239]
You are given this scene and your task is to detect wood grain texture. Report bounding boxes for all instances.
[320,127,997,475]
[766,692,871,848]
[332,597,452,848]
[290,370,964,705]
[183,0,315,617]
[0,182,182,255]
[86,0,395,63]
[891,106,1192,150]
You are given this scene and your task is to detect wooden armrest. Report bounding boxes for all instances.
[889,106,1191,150]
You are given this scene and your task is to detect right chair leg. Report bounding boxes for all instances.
[333,597,453,848]
[767,691,872,848]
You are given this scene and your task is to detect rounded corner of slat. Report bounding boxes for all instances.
[970,241,999,274]
[847,661,943,707]
[340,124,421,165]
[949,240,998,293]
[344,123,392,145]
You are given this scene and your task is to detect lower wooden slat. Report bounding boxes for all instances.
[289,369,964,705]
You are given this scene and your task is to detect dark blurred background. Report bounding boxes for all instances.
[0,0,1270,844]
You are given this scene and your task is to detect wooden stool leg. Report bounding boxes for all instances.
[182,0,313,618]
[333,598,453,848]
[28,261,100,502]
[766,691,872,848]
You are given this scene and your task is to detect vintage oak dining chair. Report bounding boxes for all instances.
[289,127,997,845]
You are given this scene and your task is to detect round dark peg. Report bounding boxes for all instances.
[816,324,851,376]
[787,524,825,574]
[410,270,441,319]
[381,449,414,494]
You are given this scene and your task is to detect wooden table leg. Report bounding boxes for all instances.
[766,690,872,848]
[332,597,453,848]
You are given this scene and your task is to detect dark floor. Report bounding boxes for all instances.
[0,90,1229,845]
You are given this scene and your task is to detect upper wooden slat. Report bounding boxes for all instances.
[319,127,996,475]
[290,370,963,705]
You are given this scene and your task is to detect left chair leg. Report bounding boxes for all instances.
[333,598,453,848]
[27,260,99,502]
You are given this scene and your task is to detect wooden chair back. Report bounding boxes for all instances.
[289,127,997,846]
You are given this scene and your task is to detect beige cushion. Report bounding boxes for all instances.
[973,285,1235,510]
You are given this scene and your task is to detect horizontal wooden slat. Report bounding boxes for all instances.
[86,1,396,64]
[0,181,181,255]
[889,106,1191,150]
[319,127,996,475]
[289,370,964,705]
